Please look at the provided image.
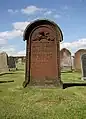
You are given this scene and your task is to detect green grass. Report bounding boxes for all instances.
[62,71,82,82]
[0,64,86,119]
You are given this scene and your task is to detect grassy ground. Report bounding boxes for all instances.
[0,64,86,119]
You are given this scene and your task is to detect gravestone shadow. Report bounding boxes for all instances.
[61,71,73,73]
[0,72,15,76]
[63,82,86,89]
[62,75,86,89]
[0,72,15,84]
[0,80,14,83]
[62,74,86,89]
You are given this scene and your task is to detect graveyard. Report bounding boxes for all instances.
[0,19,86,119]
[0,62,86,119]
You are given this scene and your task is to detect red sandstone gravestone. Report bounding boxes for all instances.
[23,19,63,87]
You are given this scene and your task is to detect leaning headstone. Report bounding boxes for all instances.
[8,56,16,70]
[23,19,63,88]
[81,54,86,80]
[0,52,9,73]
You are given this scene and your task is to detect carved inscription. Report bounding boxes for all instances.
[30,25,57,79]
[31,42,54,63]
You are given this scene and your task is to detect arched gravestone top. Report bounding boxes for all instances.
[23,19,63,87]
[60,48,71,55]
[75,49,86,55]
[23,19,63,42]
[74,49,86,71]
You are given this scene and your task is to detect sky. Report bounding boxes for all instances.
[0,0,86,56]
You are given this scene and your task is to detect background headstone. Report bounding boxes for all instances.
[60,48,72,72]
[0,52,9,73]
[18,58,22,64]
[74,49,86,71]
[8,56,16,69]
[71,56,75,71]
[81,54,86,80]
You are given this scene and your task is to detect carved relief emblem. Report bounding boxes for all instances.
[32,31,55,41]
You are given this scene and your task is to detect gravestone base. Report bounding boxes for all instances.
[25,77,63,88]
[61,66,72,72]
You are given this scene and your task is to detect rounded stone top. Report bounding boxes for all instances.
[0,51,7,55]
[60,48,71,55]
[23,19,63,42]
[75,49,86,54]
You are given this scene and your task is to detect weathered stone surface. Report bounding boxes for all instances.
[0,52,9,73]
[30,27,58,80]
[74,49,86,71]
[71,56,75,71]
[60,48,72,71]
[23,19,63,87]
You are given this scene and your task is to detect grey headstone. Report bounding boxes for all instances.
[8,56,16,68]
[71,56,75,70]
[81,54,86,80]
[0,52,9,73]
[60,49,72,72]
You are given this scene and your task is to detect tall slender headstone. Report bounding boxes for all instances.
[0,52,9,73]
[71,56,75,71]
[81,54,86,80]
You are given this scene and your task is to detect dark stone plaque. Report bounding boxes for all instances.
[81,54,86,80]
